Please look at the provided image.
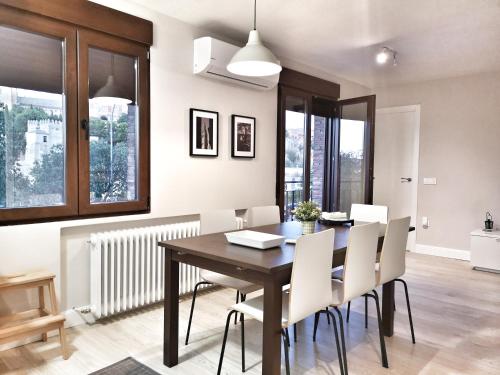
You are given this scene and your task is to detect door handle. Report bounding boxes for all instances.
[400,177,412,182]
[81,119,89,141]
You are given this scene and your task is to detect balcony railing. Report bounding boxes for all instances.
[284,179,303,221]
[284,177,363,221]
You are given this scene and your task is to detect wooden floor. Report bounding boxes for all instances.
[1,253,499,374]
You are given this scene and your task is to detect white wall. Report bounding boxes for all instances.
[373,71,500,254]
[0,0,369,325]
[0,3,277,316]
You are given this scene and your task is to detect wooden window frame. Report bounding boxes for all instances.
[0,2,152,225]
[276,69,340,220]
[0,7,79,223]
[334,95,376,209]
[277,69,376,220]
[77,29,150,216]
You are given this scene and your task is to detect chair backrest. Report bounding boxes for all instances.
[199,209,237,235]
[288,229,335,325]
[247,205,281,227]
[377,216,411,284]
[342,222,380,303]
[350,203,388,225]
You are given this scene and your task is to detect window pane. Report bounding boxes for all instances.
[0,26,65,209]
[284,96,306,221]
[88,48,137,204]
[339,102,367,214]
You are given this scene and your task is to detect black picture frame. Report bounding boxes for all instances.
[231,114,256,158]
[189,108,219,157]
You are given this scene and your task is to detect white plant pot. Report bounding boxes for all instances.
[301,221,315,235]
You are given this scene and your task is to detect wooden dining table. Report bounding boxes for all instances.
[159,221,414,374]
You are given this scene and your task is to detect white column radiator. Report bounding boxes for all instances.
[90,218,243,319]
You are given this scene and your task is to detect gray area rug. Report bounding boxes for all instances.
[89,357,161,375]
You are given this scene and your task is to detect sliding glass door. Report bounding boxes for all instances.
[278,87,375,220]
[282,88,308,220]
[335,96,375,215]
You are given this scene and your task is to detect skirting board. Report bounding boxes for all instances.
[414,244,471,261]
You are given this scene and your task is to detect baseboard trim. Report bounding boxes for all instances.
[414,244,471,261]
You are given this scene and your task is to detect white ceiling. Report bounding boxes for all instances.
[131,0,500,88]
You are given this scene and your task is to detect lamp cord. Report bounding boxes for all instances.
[253,0,256,30]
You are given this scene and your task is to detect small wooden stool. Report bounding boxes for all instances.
[0,272,68,359]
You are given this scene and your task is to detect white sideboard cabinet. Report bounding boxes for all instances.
[471,229,500,272]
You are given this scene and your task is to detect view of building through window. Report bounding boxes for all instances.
[310,115,326,207]
[284,109,305,220]
[283,109,366,219]
[0,87,65,209]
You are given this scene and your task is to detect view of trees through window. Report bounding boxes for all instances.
[88,100,137,203]
[0,88,65,208]
[282,109,366,219]
[339,119,366,213]
[0,87,137,209]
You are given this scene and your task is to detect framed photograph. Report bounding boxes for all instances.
[190,108,219,157]
[231,115,256,158]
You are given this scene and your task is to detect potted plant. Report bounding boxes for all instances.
[293,201,322,234]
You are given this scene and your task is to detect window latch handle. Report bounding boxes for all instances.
[81,119,89,141]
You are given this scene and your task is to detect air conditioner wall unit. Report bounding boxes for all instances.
[193,37,279,90]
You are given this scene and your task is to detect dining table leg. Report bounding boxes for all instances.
[382,280,395,337]
[262,279,283,375]
[164,248,179,367]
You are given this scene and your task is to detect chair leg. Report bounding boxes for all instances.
[293,323,297,343]
[240,314,245,372]
[326,306,331,325]
[366,291,389,368]
[185,281,212,345]
[346,301,351,323]
[333,307,348,375]
[281,329,291,375]
[217,310,237,375]
[234,290,240,325]
[326,310,345,375]
[313,312,320,342]
[365,295,368,328]
[285,327,291,347]
[395,278,416,344]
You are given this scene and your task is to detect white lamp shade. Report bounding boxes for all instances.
[227,30,282,77]
[92,75,132,105]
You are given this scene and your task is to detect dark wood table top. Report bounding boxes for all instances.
[159,222,415,275]
[159,221,374,275]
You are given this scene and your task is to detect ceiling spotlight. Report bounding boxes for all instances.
[376,47,397,66]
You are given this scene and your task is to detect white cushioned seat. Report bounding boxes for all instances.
[229,291,290,327]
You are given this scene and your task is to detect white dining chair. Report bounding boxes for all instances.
[217,229,345,375]
[185,209,261,345]
[350,203,389,225]
[314,222,388,372]
[246,205,281,227]
[333,203,389,327]
[375,216,415,343]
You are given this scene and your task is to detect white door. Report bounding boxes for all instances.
[374,105,420,251]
